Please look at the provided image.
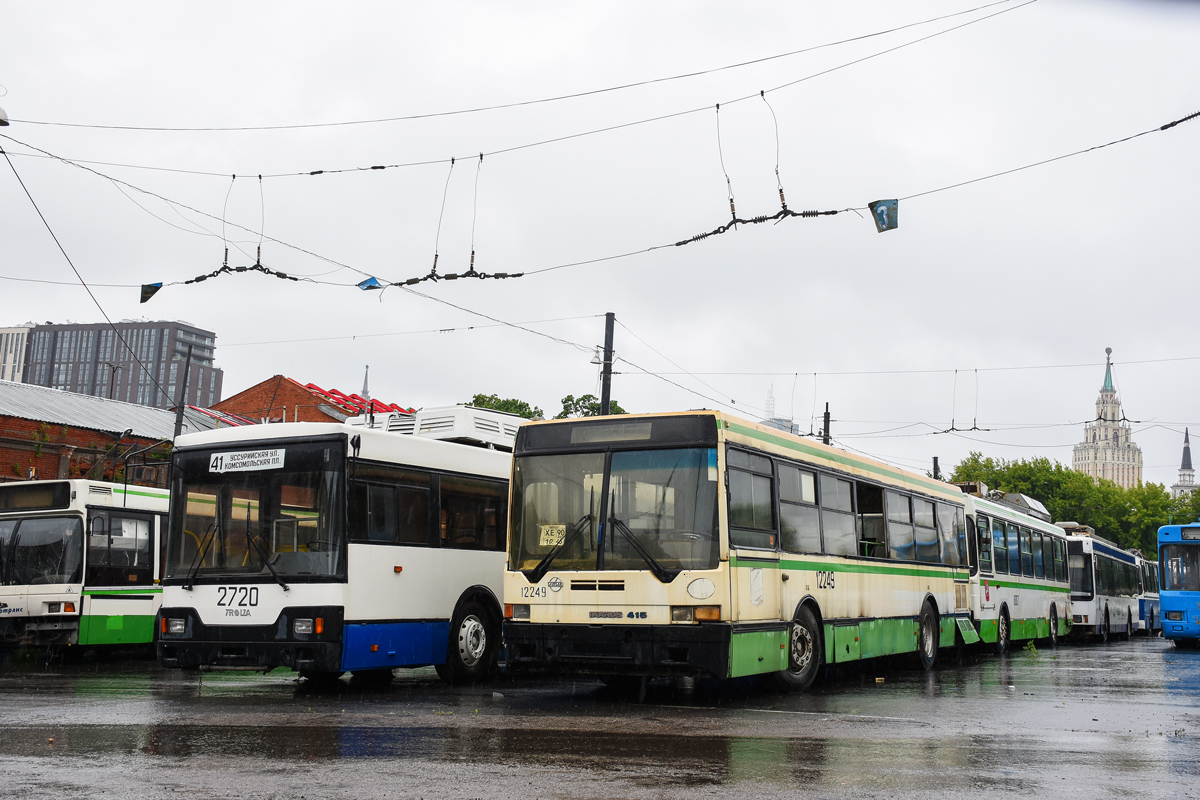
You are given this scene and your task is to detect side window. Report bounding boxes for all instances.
[820,474,857,557]
[348,465,433,546]
[976,514,993,572]
[956,507,967,565]
[855,483,885,558]
[440,476,507,551]
[885,491,914,561]
[779,464,820,554]
[914,498,938,563]
[1032,532,1045,578]
[87,510,154,586]
[1007,523,1021,577]
[1055,539,1067,582]
[935,503,963,566]
[993,519,1008,574]
[728,450,776,550]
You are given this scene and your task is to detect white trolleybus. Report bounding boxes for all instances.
[1134,552,1161,635]
[958,487,1072,652]
[1057,522,1140,641]
[0,479,170,649]
[156,406,520,683]
[501,411,977,691]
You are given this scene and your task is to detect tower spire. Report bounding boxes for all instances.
[1102,347,1114,393]
[1184,428,1193,472]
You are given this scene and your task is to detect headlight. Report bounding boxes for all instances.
[167,618,186,634]
[293,618,314,635]
[1166,611,1184,621]
[670,606,693,622]
[511,604,530,621]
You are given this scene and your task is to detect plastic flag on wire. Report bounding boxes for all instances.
[357,277,383,290]
[868,199,898,233]
[140,283,162,303]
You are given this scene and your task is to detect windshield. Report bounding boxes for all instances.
[509,447,719,577]
[165,440,344,582]
[0,516,84,586]
[1162,544,1200,592]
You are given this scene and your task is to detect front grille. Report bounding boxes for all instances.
[571,580,625,591]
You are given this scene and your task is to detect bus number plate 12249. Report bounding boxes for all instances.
[816,571,836,589]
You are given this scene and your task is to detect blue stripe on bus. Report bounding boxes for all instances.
[1092,541,1136,563]
[341,620,450,671]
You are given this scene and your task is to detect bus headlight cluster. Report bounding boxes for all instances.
[294,619,314,635]
[505,604,530,620]
[167,618,186,634]
[1166,611,1184,621]
[671,606,720,622]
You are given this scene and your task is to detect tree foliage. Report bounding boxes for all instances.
[950,452,1194,554]
[464,393,543,420]
[555,394,627,419]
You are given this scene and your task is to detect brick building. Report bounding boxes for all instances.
[214,375,413,424]
[0,380,236,486]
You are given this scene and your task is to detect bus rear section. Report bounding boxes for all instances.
[158,412,513,682]
[0,480,168,648]
[1065,532,1139,641]
[1158,524,1200,646]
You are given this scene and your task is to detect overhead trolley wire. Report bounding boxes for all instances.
[7,1,1027,133]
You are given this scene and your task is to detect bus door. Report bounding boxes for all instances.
[81,508,157,645]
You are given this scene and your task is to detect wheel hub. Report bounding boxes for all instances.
[790,622,812,674]
[457,615,487,667]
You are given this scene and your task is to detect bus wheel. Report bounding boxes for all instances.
[773,606,823,692]
[1100,610,1110,644]
[996,608,1010,655]
[1123,610,1133,641]
[437,600,497,684]
[1048,606,1059,649]
[916,601,938,671]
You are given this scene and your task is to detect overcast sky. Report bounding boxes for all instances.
[2,0,1199,486]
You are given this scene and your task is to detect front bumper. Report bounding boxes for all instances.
[503,621,731,678]
[156,606,344,672]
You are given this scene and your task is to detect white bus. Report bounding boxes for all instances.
[962,491,1072,651]
[0,479,170,648]
[1135,553,1161,635]
[156,407,517,683]
[1059,523,1139,641]
[502,411,975,691]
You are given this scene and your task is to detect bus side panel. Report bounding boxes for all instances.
[78,591,161,645]
[859,617,918,659]
[727,629,788,677]
[345,545,503,624]
[341,621,450,671]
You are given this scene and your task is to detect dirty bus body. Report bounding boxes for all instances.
[1158,523,1200,647]
[157,408,515,682]
[502,412,975,690]
[0,479,169,648]
[1060,523,1139,641]
[961,491,1072,652]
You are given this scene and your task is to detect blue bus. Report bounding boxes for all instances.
[1157,524,1200,647]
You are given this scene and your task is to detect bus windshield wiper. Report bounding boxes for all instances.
[183,522,218,591]
[608,517,680,584]
[246,531,289,591]
[523,513,592,585]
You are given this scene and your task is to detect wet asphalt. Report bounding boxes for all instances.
[0,636,1196,799]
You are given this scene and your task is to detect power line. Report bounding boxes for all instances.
[220,314,604,348]
[7,1,1025,134]
[0,147,175,408]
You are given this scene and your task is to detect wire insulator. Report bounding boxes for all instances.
[469,250,476,272]
[801,210,818,218]
[729,198,737,219]
[223,247,228,267]
[779,188,787,210]
[431,252,439,275]
[256,245,261,266]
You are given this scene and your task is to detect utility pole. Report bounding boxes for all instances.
[104,362,123,400]
[172,345,194,440]
[933,456,941,480]
[822,402,830,445]
[600,312,615,415]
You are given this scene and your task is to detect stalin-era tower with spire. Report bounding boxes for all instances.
[1072,347,1143,488]
[1171,429,1196,499]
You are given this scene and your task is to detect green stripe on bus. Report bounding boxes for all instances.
[724,421,956,497]
[113,487,169,500]
[731,554,967,581]
[985,579,1070,594]
[78,614,155,645]
[82,587,162,596]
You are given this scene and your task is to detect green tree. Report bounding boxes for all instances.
[464,393,543,420]
[555,394,627,419]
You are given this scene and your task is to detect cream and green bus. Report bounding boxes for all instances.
[502,411,976,690]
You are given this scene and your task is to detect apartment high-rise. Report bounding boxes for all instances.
[0,326,31,383]
[22,320,223,409]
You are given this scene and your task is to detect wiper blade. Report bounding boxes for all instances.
[183,522,218,591]
[246,531,289,591]
[523,513,592,585]
[608,517,679,584]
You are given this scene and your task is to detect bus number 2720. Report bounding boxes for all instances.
[815,571,836,590]
[216,586,259,607]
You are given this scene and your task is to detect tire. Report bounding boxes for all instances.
[1124,610,1134,642]
[1148,609,1155,635]
[772,605,823,691]
[1048,605,1059,649]
[436,600,498,684]
[1100,610,1110,644]
[996,608,1011,655]
[916,600,938,671]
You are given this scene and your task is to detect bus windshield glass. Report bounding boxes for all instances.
[165,440,344,582]
[509,447,719,575]
[1162,544,1200,592]
[0,516,84,586]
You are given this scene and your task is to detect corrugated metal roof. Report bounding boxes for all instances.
[0,380,238,441]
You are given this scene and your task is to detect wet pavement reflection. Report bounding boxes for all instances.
[0,637,1197,798]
